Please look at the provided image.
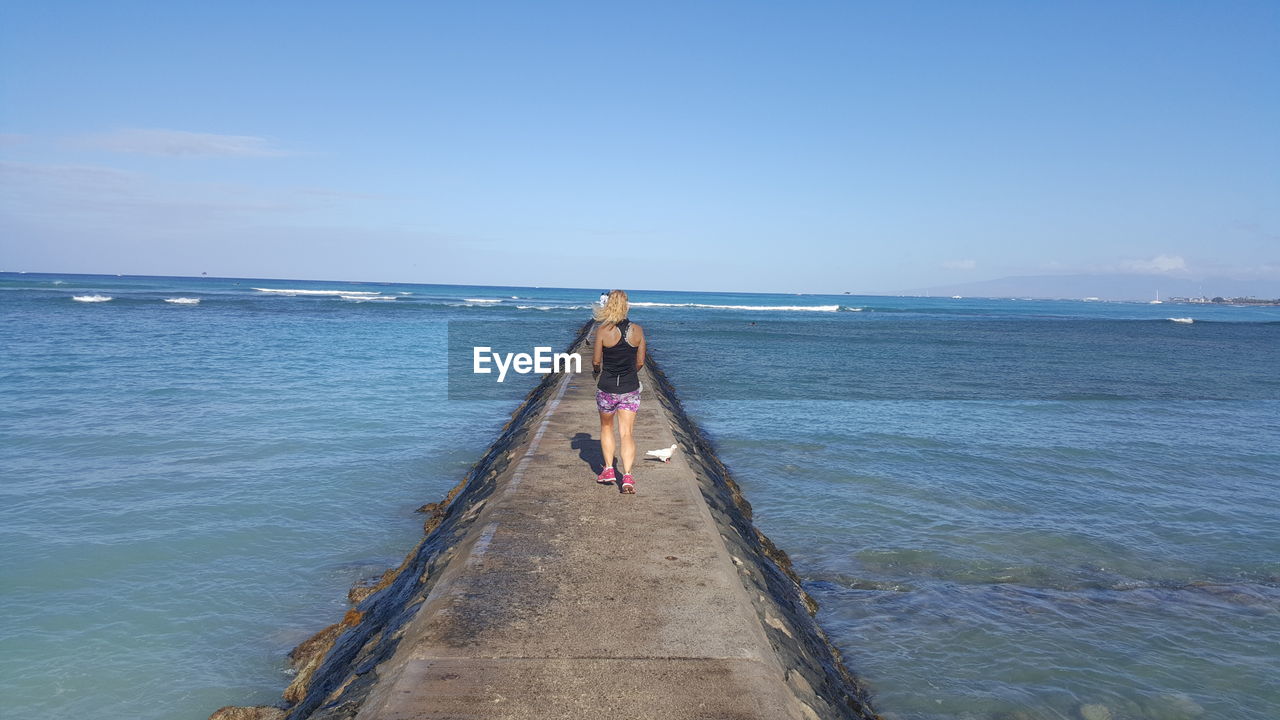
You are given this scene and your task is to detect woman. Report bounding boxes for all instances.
[591,289,646,494]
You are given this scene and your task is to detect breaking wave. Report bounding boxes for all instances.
[72,295,112,303]
[629,301,847,312]
[164,298,201,305]
[516,304,592,311]
[253,288,380,296]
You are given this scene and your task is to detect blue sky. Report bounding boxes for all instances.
[2,1,1277,293]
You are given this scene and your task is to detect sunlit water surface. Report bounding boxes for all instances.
[2,273,1276,720]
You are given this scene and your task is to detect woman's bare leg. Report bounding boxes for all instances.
[616,409,637,474]
[599,411,616,471]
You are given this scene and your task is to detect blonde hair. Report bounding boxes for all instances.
[593,289,629,325]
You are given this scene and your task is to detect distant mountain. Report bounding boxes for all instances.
[899,274,1279,302]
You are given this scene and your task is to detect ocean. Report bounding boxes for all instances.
[1,273,1276,720]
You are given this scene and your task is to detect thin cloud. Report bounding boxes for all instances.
[1034,255,1277,283]
[0,160,140,194]
[295,187,385,201]
[943,259,977,270]
[1045,254,1193,276]
[1194,259,1280,280]
[0,160,339,225]
[1121,254,1188,274]
[75,128,291,157]
[1231,221,1280,243]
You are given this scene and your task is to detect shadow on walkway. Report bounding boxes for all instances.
[570,432,604,474]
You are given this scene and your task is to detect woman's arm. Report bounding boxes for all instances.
[633,324,646,370]
[592,323,606,377]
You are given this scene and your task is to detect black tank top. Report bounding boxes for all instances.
[598,319,640,393]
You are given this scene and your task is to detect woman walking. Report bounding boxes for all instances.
[592,290,646,494]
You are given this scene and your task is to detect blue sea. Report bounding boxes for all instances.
[2,273,1277,720]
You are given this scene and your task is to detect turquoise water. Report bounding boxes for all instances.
[2,273,1277,719]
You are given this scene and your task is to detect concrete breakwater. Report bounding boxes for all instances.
[212,320,879,720]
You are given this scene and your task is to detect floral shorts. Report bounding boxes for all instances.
[596,388,641,414]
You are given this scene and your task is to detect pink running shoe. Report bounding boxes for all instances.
[596,467,616,484]
[620,473,636,494]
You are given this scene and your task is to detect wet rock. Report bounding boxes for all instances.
[1141,692,1205,719]
[785,668,814,697]
[766,615,793,638]
[209,706,285,720]
[347,580,378,605]
[287,623,342,671]
[1114,697,1147,718]
[418,501,449,534]
[349,556,416,606]
[323,672,359,705]
[283,609,366,704]
[994,710,1044,720]
[1077,703,1112,720]
[347,565,402,605]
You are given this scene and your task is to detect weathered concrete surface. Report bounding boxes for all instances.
[227,322,878,720]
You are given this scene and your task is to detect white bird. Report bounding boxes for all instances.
[647,444,678,463]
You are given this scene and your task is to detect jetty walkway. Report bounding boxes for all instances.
[217,324,877,720]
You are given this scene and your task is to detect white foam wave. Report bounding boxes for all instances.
[629,301,842,312]
[164,297,200,305]
[342,294,395,301]
[517,304,592,311]
[72,295,112,302]
[1169,317,1194,324]
[464,298,502,303]
[253,288,380,296]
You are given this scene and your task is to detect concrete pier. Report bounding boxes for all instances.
[220,323,878,720]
